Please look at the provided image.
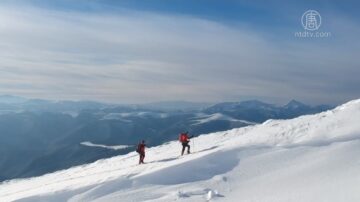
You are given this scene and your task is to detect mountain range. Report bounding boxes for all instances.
[0,95,334,182]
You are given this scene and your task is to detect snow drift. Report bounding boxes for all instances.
[1,99,360,202]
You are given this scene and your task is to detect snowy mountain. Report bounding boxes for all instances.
[138,101,212,111]
[1,99,359,202]
[284,99,308,109]
[190,113,256,126]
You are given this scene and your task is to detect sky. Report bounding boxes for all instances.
[0,0,359,105]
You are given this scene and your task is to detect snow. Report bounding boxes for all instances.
[62,111,79,118]
[191,113,256,125]
[101,112,168,121]
[100,113,132,122]
[1,99,360,202]
[80,142,132,150]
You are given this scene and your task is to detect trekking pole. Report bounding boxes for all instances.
[192,137,195,153]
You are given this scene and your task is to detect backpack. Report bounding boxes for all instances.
[179,133,187,143]
[136,144,141,153]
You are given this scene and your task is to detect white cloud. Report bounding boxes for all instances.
[0,5,359,104]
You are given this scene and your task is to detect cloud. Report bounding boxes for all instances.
[0,4,359,104]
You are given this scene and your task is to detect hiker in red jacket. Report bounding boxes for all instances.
[179,131,193,155]
[137,140,146,164]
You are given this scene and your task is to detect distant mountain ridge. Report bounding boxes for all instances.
[0,95,28,104]
[204,99,333,122]
[0,95,333,113]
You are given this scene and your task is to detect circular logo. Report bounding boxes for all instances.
[301,10,321,31]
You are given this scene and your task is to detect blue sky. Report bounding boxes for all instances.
[0,0,359,104]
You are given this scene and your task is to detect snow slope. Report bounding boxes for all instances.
[80,142,132,150]
[1,99,360,202]
[191,113,256,125]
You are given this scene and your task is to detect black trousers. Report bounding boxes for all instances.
[181,142,190,155]
[139,152,145,164]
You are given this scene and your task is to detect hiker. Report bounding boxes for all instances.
[179,131,193,155]
[137,140,146,164]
